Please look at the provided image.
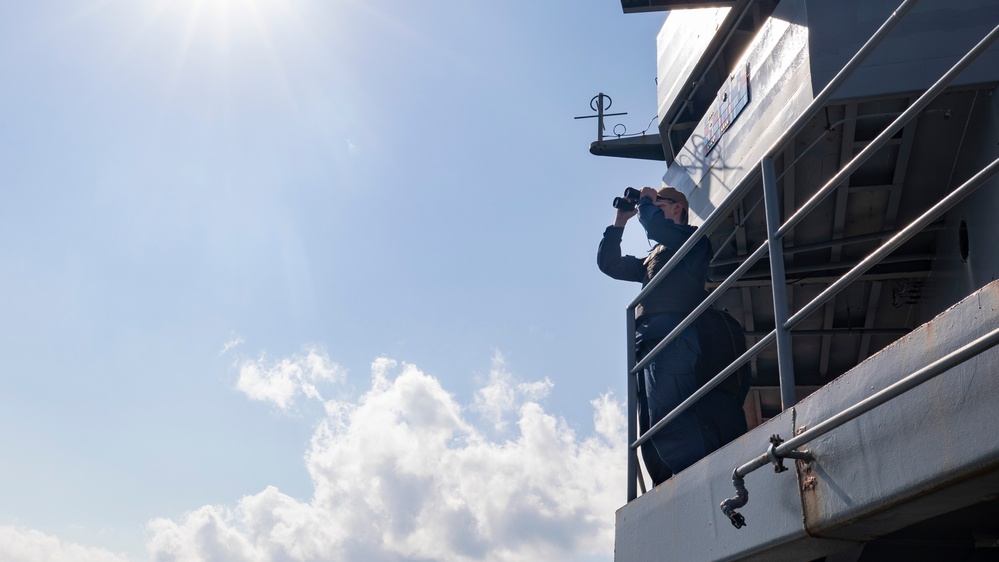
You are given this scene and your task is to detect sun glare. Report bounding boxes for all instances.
[144,0,304,92]
[152,0,299,46]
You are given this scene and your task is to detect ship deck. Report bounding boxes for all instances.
[610,1,999,560]
[615,280,999,561]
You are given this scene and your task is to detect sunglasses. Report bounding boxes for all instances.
[656,196,678,204]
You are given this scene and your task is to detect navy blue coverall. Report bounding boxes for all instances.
[598,195,744,484]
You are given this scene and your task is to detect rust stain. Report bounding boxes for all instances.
[802,474,817,492]
[798,460,821,533]
[799,457,817,493]
[924,320,937,347]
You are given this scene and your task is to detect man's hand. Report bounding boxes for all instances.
[613,206,637,227]
[640,186,659,201]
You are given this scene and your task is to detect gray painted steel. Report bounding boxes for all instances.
[626,0,922,472]
[762,156,797,409]
[922,90,999,324]
[613,0,999,557]
[806,0,999,102]
[662,0,814,222]
[614,280,999,561]
[655,7,731,128]
[659,0,999,227]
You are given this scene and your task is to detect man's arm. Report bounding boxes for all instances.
[598,209,645,282]
[637,197,691,250]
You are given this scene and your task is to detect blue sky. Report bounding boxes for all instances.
[0,1,670,560]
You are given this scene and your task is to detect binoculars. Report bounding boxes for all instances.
[612,187,642,211]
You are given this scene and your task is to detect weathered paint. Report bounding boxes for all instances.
[794,281,999,539]
[615,2,999,559]
[615,280,999,561]
[615,406,859,561]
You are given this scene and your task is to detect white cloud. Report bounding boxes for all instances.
[1,352,624,562]
[472,352,554,432]
[148,354,625,561]
[235,346,345,410]
[0,526,131,562]
[220,337,244,355]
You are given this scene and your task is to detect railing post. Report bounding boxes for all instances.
[762,157,797,409]
[626,306,638,501]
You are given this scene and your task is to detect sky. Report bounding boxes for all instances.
[0,1,671,560]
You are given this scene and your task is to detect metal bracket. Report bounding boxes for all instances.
[768,434,789,472]
[768,434,813,473]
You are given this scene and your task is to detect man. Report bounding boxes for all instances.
[598,186,745,485]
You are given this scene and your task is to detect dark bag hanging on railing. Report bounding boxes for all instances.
[695,307,752,404]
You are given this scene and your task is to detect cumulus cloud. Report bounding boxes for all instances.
[235,346,345,410]
[0,526,131,562]
[149,353,625,561]
[472,352,554,432]
[0,351,624,562]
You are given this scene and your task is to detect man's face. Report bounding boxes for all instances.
[655,195,686,224]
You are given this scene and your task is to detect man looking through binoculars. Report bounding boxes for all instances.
[598,186,746,485]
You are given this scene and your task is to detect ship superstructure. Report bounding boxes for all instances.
[596,1,999,560]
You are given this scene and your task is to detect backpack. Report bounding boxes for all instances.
[695,307,752,403]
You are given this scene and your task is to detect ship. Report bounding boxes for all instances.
[587,1,999,560]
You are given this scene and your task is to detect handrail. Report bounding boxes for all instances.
[634,6,999,373]
[626,0,921,501]
[625,0,999,502]
[709,111,908,265]
[720,325,999,528]
[786,156,999,331]
[709,222,946,267]
[627,0,920,358]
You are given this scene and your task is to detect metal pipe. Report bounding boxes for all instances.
[627,307,639,501]
[783,253,934,276]
[632,241,770,374]
[711,223,946,267]
[715,253,935,283]
[720,326,999,527]
[783,236,940,259]
[778,326,999,454]
[708,270,931,289]
[710,112,909,264]
[633,329,777,449]
[763,157,797,409]
[745,328,909,337]
[632,244,930,380]
[787,155,999,330]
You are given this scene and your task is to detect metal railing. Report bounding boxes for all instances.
[720,324,999,528]
[625,0,999,501]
